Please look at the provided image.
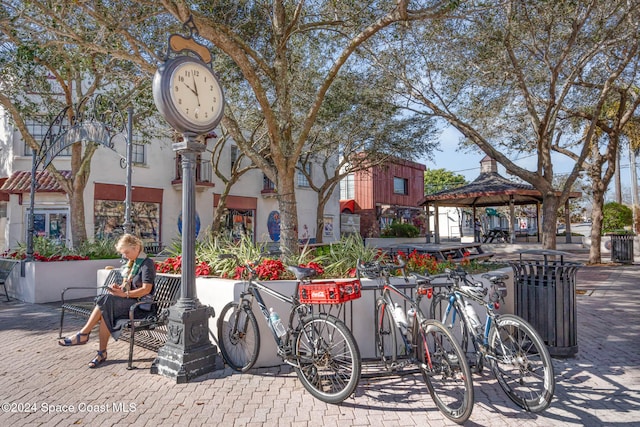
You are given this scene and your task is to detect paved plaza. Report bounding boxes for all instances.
[0,262,638,426]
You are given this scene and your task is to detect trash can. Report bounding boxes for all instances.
[509,250,581,358]
[609,234,634,264]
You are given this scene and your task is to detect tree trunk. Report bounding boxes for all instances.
[588,190,605,265]
[211,192,229,238]
[540,194,559,250]
[69,178,88,248]
[277,168,299,258]
[314,194,330,244]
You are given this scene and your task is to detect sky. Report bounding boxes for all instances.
[423,127,637,198]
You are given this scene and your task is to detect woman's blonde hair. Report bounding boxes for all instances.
[115,234,142,252]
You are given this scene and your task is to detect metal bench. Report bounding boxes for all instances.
[59,269,182,369]
[0,259,20,302]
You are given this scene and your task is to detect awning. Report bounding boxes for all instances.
[340,199,356,213]
[0,170,71,194]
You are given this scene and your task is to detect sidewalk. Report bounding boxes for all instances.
[0,264,638,426]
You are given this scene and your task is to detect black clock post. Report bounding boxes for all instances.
[150,23,224,383]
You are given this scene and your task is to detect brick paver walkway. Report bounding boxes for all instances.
[0,264,638,426]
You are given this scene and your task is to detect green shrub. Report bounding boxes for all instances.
[602,202,633,234]
[2,236,119,261]
[381,221,420,238]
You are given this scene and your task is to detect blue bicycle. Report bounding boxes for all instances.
[430,268,555,413]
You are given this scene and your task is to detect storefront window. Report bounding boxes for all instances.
[225,209,254,242]
[94,200,160,242]
[27,210,68,243]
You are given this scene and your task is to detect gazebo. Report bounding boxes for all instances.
[419,156,580,244]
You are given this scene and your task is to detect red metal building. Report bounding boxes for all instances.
[341,157,426,237]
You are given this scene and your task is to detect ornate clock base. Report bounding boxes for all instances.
[150,304,223,383]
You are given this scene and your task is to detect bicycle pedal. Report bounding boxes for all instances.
[277,346,292,357]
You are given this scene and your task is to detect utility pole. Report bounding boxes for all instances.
[630,145,639,233]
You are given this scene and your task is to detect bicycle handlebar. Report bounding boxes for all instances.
[355,257,410,283]
[356,257,406,273]
[442,267,508,303]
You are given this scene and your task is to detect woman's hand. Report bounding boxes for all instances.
[109,283,127,298]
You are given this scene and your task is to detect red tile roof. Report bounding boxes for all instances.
[0,170,71,194]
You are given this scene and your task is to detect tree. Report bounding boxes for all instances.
[207,125,263,238]
[161,1,461,256]
[6,0,460,257]
[367,1,640,253]
[0,4,160,247]
[299,69,437,243]
[424,168,466,194]
[575,92,640,262]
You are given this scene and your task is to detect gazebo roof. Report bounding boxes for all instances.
[419,171,544,207]
[419,157,580,208]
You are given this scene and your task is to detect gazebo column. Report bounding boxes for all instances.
[536,202,541,243]
[509,196,515,244]
[434,205,440,244]
[425,203,431,243]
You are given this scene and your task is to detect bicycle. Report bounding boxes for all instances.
[356,258,474,424]
[216,254,362,404]
[430,267,555,413]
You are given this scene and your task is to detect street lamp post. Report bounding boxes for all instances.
[150,133,221,382]
[123,106,134,235]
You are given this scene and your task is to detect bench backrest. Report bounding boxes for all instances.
[152,274,181,308]
[99,270,180,308]
[0,259,19,282]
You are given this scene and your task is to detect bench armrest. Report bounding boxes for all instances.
[61,285,108,303]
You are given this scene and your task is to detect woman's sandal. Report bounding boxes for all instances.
[88,350,107,368]
[58,332,90,346]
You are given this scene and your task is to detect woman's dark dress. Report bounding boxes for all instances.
[95,256,156,340]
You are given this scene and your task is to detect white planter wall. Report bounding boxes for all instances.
[7,259,121,303]
[195,268,516,369]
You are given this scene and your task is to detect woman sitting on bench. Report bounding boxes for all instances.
[58,234,156,368]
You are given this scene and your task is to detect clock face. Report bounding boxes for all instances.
[168,60,224,130]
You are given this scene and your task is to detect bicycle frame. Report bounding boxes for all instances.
[238,276,304,347]
[434,271,509,364]
[379,282,428,359]
[440,289,494,348]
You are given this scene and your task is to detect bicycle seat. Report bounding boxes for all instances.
[481,273,509,283]
[287,265,318,280]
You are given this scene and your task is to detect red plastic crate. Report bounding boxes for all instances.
[299,280,362,304]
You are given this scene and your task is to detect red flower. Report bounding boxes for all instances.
[255,259,285,281]
[195,261,211,277]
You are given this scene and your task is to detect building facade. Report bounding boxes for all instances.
[0,110,340,251]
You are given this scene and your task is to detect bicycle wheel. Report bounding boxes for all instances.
[293,313,361,404]
[488,314,555,412]
[217,301,260,372]
[430,292,481,373]
[376,298,398,367]
[418,319,474,424]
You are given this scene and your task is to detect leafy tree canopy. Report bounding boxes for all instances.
[424,168,466,194]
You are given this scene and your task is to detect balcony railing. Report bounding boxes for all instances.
[172,156,214,189]
[261,175,277,197]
